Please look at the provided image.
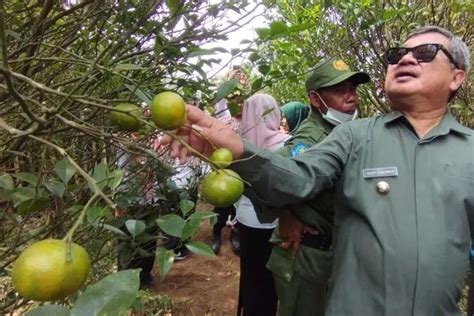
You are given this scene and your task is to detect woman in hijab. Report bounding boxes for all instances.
[236,93,290,316]
[280,101,309,133]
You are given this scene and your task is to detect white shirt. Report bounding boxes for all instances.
[235,137,289,229]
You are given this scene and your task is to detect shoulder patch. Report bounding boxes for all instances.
[290,143,309,157]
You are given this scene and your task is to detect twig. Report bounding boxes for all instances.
[28,135,116,210]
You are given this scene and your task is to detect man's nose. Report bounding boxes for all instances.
[397,51,418,65]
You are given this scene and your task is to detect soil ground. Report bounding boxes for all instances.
[154,219,240,315]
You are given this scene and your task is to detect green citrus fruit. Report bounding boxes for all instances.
[210,148,233,168]
[201,169,244,207]
[12,239,91,301]
[110,103,142,131]
[150,91,186,130]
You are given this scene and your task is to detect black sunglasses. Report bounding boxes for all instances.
[383,43,459,69]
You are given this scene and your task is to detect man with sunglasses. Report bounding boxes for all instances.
[267,58,370,316]
[160,25,472,315]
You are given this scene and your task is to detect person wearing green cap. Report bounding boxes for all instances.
[280,101,310,133]
[266,57,370,316]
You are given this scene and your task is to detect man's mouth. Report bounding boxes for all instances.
[394,69,418,79]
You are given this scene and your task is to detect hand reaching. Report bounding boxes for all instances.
[159,104,244,163]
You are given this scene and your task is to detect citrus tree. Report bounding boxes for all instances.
[0,0,259,314]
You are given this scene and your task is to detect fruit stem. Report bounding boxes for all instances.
[63,193,99,260]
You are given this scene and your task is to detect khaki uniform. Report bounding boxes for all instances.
[233,111,474,315]
[266,111,334,316]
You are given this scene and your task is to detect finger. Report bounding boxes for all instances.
[160,134,173,146]
[186,104,213,128]
[170,139,181,158]
[291,239,301,258]
[179,146,188,164]
[279,241,290,249]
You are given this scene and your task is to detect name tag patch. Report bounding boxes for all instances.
[362,167,398,178]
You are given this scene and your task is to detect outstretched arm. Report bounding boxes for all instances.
[160,104,244,162]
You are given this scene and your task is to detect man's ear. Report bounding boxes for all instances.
[449,69,465,92]
[308,91,321,109]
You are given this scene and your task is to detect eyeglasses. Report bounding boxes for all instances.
[383,43,459,69]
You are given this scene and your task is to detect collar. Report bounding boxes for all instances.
[382,110,471,137]
[308,109,335,132]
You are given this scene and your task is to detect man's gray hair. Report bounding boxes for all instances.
[407,25,470,72]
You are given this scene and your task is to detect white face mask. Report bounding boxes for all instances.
[315,92,358,125]
[323,108,358,125]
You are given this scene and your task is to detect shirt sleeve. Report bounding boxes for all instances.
[231,123,353,208]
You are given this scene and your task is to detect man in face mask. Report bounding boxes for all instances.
[266,57,370,316]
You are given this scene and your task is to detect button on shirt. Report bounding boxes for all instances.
[232,111,474,315]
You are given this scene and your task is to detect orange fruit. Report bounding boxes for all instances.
[110,103,142,131]
[12,239,91,301]
[150,91,186,130]
[201,169,244,207]
[210,148,233,168]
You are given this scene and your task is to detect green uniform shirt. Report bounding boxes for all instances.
[232,111,474,315]
[275,110,335,231]
[267,111,335,316]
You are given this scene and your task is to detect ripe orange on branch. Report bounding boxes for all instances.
[201,169,244,207]
[110,103,142,131]
[12,239,91,301]
[150,91,186,130]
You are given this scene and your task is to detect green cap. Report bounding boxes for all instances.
[305,57,370,92]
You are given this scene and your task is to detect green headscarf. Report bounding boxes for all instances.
[281,101,309,133]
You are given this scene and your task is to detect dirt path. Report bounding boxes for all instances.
[155,220,240,315]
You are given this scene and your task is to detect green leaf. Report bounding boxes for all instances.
[17,198,49,214]
[55,159,76,185]
[124,84,152,105]
[155,247,175,280]
[93,223,127,237]
[6,30,21,40]
[181,211,216,240]
[26,305,70,316]
[166,0,181,16]
[251,78,263,91]
[156,214,186,238]
[181,217,200,240]
[230,48,240,56]
[185,241,215,257]
[215,79,239,101]
[188,48,217,57]
[0,174,14,191]
[125,219,146,237]
[179,199,195,216]
[269,21,288,36]
[258,64,271,75]
[240,39,252,44]
[248,52,259,62]
[70,270,140,316]
[86,206,107,222]
[255,27,270,39]
[44,180,65,198]
[10,187,35,207]
[187,210,216,221]
[90,163,108,190]
[13,173,38,186]
[114,63,145,71]
[108,169,124,191]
